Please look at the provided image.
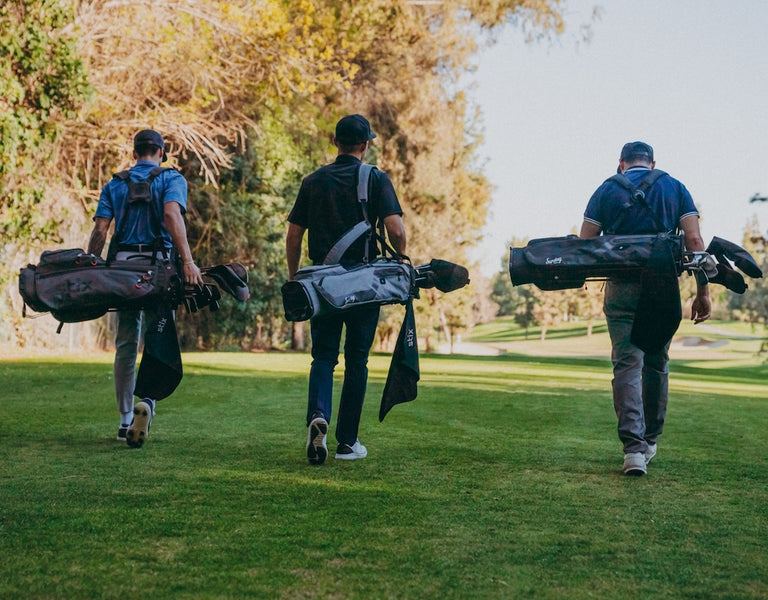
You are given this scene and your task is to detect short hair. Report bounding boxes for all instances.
[337,140,367,155]
[135,143,162,158]
[623,151,653,164]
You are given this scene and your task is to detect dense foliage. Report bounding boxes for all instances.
[0,0,90,258]
[2,0,568,349]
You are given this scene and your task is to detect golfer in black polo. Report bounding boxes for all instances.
[286,114,406,465]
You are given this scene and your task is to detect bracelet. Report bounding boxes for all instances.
[183,259,194,265]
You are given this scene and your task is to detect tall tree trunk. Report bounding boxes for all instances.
[291,322,305,350]
[439,308,452,353]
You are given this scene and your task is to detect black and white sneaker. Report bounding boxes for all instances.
[335,440,367,460]
[117,425,130,441]
[306,417,328,465]
[126,401,153,449]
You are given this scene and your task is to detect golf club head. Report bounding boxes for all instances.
[416,259,470,293]
[708,254,747,293]
[203,263,250,302]
[706,237,762,279]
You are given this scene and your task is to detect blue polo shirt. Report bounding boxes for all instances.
[94,161,188,248]
[584,166,698,235]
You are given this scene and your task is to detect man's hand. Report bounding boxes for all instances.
[691,292,711,323]
[183,261,204,288]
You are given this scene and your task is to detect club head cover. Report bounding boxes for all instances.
[204,263,250,301]
[707,254,747,293]
[425,259,470,293]
[706,237,763,279]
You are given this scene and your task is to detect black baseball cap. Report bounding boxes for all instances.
[335,114,377,145]
[620,141,653,162]
[134,129,168,162]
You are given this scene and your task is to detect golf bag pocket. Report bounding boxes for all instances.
[282,260,415,322]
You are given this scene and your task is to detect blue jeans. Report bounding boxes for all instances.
[307,305,380,446]
[604,280,669,454]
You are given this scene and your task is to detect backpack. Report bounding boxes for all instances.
[107,166,173,260]
[604,169,669,234]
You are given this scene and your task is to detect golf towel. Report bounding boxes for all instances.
[379,299,420,421]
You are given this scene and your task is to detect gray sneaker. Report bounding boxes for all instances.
[306,417,328,465]
[623,452,647,476]
[644,443,657,465]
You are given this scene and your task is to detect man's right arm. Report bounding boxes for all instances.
[286,223,306,280]
[87,217,111,256]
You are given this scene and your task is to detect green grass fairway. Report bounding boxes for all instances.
[2,337,768,598]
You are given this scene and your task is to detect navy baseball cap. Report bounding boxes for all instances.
[335,114,377,145]
[134,129,168,162]
[620,141,654,162]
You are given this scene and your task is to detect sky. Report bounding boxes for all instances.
[469,0,768,275]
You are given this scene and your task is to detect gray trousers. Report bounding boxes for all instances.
[604,280,670,454]
[113,251,165,416]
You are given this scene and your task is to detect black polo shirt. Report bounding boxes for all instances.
[288,154,403,264]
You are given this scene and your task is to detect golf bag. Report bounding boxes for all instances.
[282,257,415,322]
[19,248,250,328]
[19,248,182,324]
[508,233,761,293]
[509,233,685,290]
[282,164,415,322]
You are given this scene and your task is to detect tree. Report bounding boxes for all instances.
[574,282,604,336]
[4,0,569,350]
[0,0,90,255]
[729,217,768,324]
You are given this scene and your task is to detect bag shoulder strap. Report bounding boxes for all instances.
[608,169,667,197]
[606,169,669,233]
[320,164,406,265]
[322,163,376,265]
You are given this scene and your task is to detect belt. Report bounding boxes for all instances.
[118,244,159,252]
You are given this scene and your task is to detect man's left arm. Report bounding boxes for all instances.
[680,214,711,323]
[383,214,406,255]
[579,221,601,239]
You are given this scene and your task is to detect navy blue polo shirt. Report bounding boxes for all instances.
[288,154,402,264]
[95,161,187,248]
[584,166,698,235]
